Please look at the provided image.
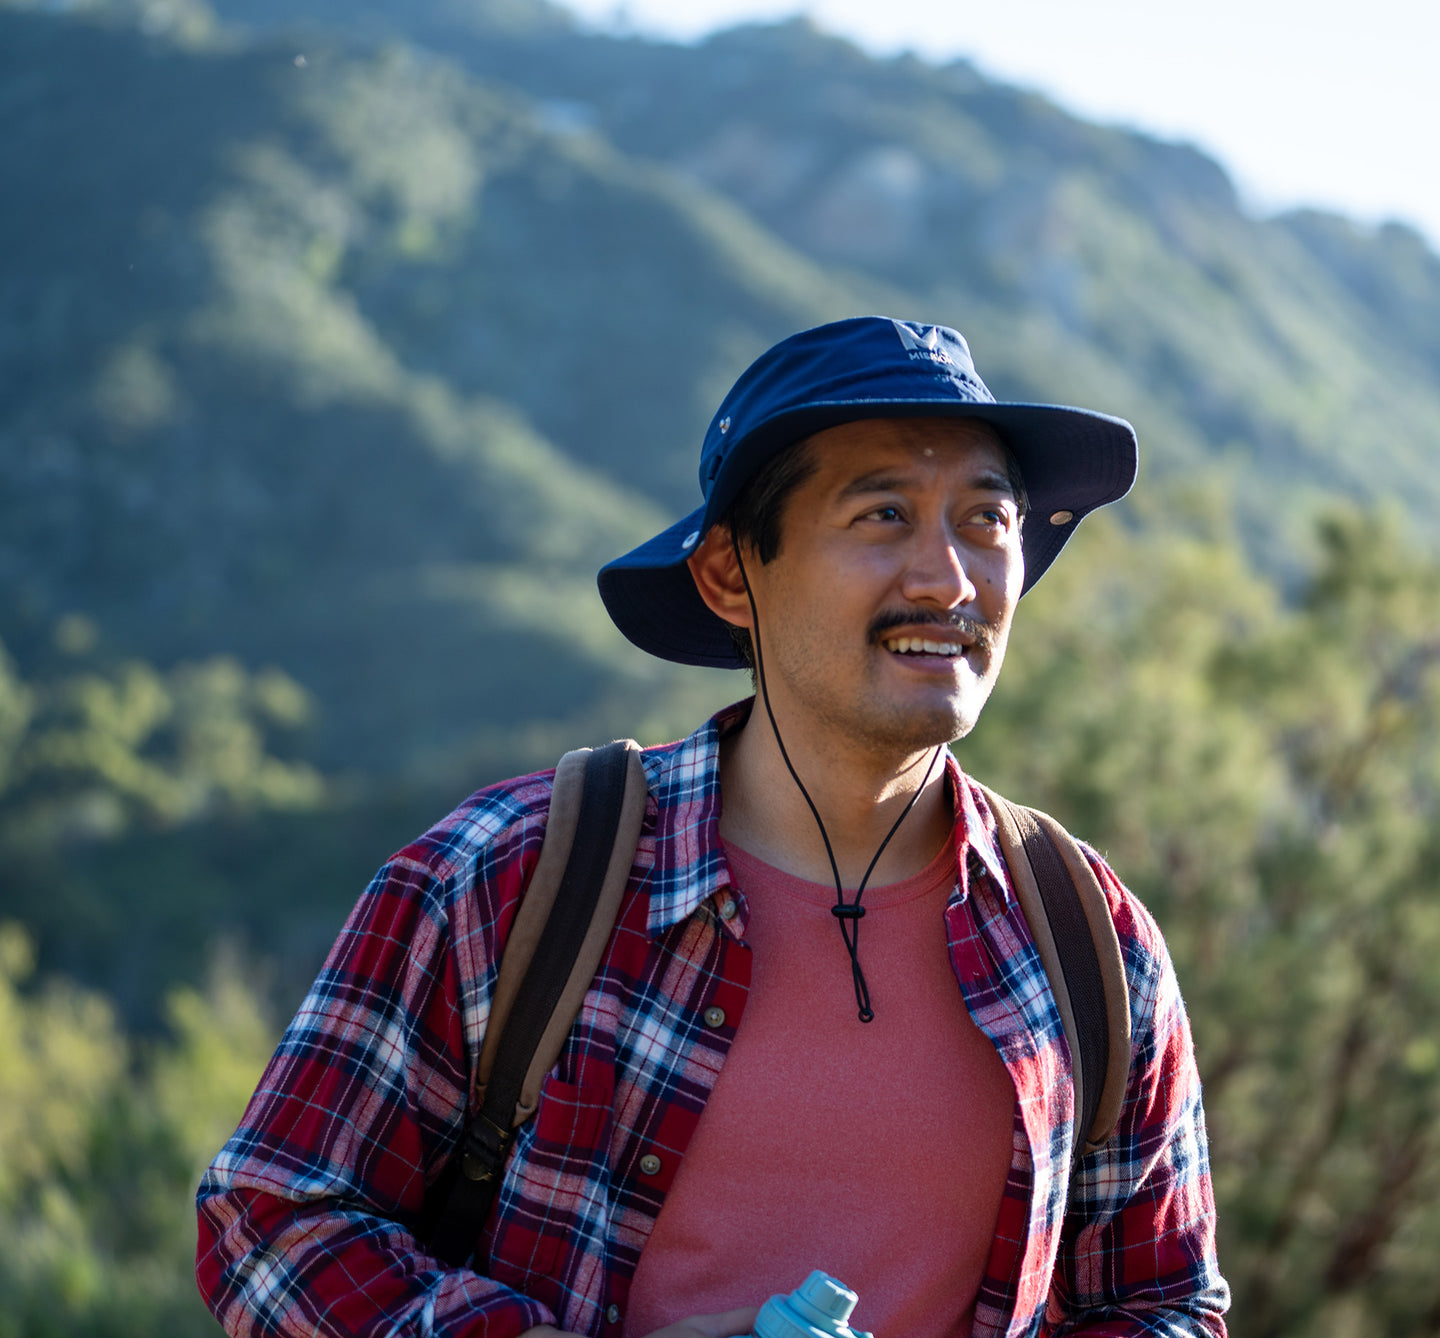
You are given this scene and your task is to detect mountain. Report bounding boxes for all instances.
[0,2,863,777]
[10,0,1439,784]
[209,0,1440,546]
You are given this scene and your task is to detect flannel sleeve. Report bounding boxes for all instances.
[1049,854,1231,1338]
[195,824,551,1338]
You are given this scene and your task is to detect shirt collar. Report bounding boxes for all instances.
[640,698,1012,934]
[947,752,1012,899]
[638,699,747,937]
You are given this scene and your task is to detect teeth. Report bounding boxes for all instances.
[883,637,963,656]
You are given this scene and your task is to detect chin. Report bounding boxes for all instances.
[947,715,979,743]
[927,686,994,745]
[857,699,979,753]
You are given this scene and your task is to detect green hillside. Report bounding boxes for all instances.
[5,0,1439,789]
[212,0,1440,546]
[0,4,856,782]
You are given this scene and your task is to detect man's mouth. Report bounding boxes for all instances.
[881,636,967,657]
[870,610,993,660]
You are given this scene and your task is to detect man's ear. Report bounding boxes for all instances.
[687,528,754,632]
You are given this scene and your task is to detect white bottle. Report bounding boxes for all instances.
[751,1272,873,1338]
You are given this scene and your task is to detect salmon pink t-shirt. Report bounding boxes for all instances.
[624,835,1016,1338]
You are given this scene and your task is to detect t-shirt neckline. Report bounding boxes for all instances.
[721,829,958,910]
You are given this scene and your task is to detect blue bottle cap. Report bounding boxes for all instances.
[752,1271,873,1338]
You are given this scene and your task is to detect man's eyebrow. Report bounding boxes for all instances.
[836,470,910,499]
[970,469,1020,499]
[835,467,1020,501]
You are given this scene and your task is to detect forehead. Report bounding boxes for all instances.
[800,415,1010,485]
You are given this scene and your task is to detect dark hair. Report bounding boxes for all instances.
[720,423,1029,671]
[722,439,818,669]
[726,438,820,564]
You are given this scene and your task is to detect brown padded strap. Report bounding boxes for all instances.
[976,784,1132,1152]
[1025,807,1132,1150]
[476,739,648,1125]
[476,747,585,1097]
[982,788,1088,1149]
[515,741,647,1119]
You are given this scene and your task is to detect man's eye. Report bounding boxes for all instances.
[864,506,903,522]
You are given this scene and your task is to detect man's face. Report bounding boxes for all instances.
[737,416,1024,758]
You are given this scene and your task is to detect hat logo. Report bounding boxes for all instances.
[891,320,952,367]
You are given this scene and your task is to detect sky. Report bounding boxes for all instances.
[556,0,1440,252]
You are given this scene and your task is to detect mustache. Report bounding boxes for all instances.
[868,608,997,654]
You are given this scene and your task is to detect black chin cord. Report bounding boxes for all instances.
[732,537,943,1024]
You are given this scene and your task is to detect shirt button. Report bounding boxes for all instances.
[639,1153,662,1176]
[718,898,738,921]
[606,1305,622,1325]
[703,1006,726,1028]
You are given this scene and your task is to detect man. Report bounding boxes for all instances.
[198,317,1229,1338]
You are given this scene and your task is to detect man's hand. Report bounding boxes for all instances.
[520,1306,758,1338]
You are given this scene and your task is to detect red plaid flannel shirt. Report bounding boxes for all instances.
[197,702,1228,1338]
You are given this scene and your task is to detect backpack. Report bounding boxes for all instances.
[423,740,1131,1267]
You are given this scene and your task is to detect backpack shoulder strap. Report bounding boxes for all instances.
[425,738,648,1266]
[974,784,1132,1161]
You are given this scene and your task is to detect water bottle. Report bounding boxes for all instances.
[751,1271,872,1338]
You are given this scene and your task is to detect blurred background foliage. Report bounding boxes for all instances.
[3,0,1440,1333]
[966,506,1440,1337]
[0,924,274,1337]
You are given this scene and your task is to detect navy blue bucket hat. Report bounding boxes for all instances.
[598,316,1138,668]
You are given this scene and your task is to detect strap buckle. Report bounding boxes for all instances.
[460,1111,514,1182]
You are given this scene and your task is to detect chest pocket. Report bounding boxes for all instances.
[487,1067,617,1324]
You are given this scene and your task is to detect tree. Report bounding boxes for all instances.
[969,504,1440,1337]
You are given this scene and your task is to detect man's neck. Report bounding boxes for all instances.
[716,705,954,889]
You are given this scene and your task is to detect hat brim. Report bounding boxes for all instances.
[598,399,1137,669]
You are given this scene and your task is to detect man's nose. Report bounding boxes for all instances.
[899,527,977,609]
